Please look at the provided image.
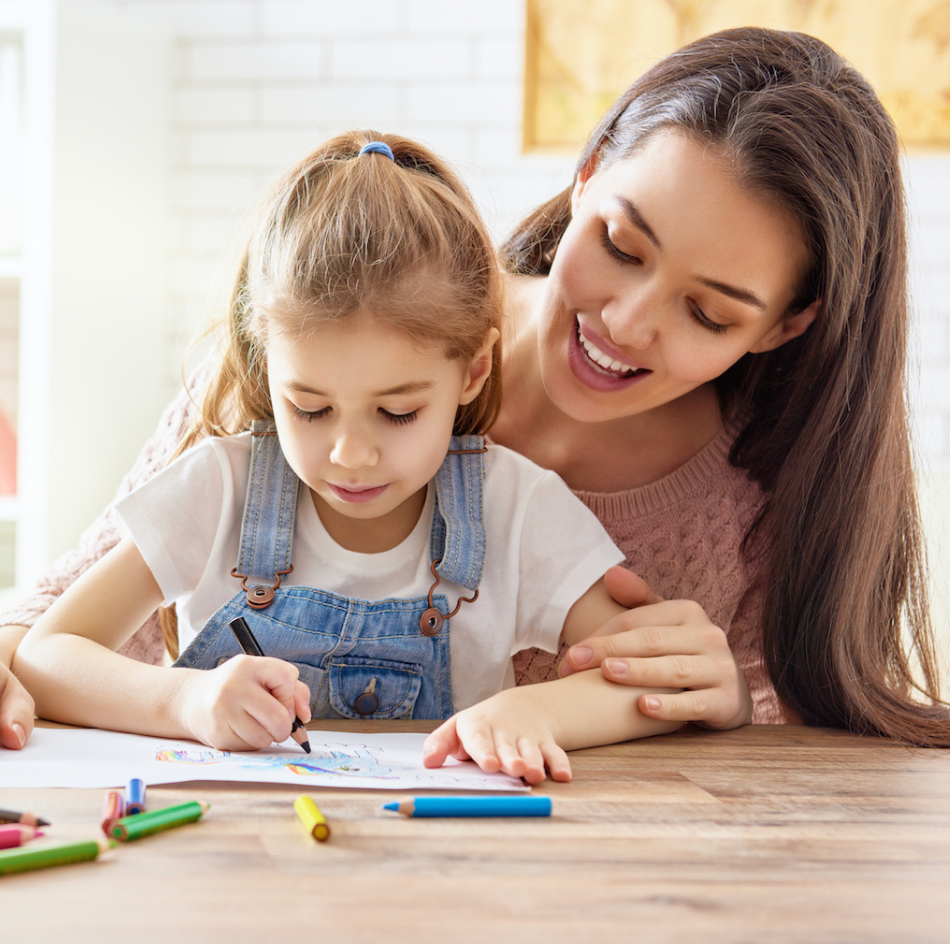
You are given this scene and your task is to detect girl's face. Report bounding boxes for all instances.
[536,129,818,424]
[267,315,493,553]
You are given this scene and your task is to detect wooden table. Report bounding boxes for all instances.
[2,723,949,943]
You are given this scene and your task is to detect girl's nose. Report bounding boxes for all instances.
[329,424,378,470]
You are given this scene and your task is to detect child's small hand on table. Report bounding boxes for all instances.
[177,654,311,751]
[422,688,572,785]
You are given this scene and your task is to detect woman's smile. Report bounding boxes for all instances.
[569,319,652,393]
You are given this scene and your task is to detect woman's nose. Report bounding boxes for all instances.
[329,424,378,469]
[602,290,661,351]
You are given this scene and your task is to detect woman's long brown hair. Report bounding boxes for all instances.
[502,28,949,746]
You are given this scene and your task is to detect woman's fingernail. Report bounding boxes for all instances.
[642,696,661,713]
[605,658,628,675]
[571,646,593,667]
[12,722,25,748]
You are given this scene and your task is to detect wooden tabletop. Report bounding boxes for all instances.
[2,722,949,943]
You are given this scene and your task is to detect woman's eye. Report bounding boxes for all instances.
[600,230,640,265]
[380,409,419,426]
[688,301,727,335]
[294,405,330,422]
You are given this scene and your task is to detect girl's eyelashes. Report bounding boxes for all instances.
[294,405,330,421]
[600,229,641,265]
[687,300,727,335]
[292,404,419,425]
[379,409,419,426]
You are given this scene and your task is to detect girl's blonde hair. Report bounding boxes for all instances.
[179,130,503,457]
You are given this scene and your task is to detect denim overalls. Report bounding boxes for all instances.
[173,422,486,720]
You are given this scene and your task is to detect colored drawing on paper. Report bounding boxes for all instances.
[155,748,225,764]
[5,727,529,791]
[156,742,404,781]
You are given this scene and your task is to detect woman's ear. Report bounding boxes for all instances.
[748,299,820,354]
[570,154,600,215]
[459,328,501,405]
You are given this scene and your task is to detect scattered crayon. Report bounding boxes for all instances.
[125,778,147,815]
[0,824,44,850]
[294,795,331,842]
[0,838,116,876]
[110,801,209,842]
[0,808,50,828]
[101,790,125,836]
[382,795,553,818]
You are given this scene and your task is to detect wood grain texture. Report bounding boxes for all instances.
[2,723,948,943]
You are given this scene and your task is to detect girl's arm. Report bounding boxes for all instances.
[422,576,682,784]
[14,537,311,751]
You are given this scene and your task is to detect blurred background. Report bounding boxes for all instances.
[0,0,947,674]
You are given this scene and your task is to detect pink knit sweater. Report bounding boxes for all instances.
[2,383,785,723]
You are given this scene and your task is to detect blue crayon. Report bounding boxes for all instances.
[125,778,146,815]
[382,795,551,818]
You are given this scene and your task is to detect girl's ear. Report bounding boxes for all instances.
[748,299,820,354]
[458,328,501,405]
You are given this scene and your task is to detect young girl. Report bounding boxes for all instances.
[15,132,679,783]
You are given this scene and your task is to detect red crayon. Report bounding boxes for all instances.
[101,791,125,836]
[0,824,44,849]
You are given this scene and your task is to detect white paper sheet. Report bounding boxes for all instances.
[0,727,529,791]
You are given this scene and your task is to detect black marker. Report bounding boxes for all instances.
[228,616,311,753]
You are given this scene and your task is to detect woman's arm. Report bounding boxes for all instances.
[14,537,311,751]
[0,625,33,749]
[422,575,681,784]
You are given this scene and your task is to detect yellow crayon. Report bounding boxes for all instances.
[294,795,331,842]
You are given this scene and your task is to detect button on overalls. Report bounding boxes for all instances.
[173,422,486,721]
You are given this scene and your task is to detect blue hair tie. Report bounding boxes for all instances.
[358,141,395,161]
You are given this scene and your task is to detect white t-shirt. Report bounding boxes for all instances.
[116,434,623,710]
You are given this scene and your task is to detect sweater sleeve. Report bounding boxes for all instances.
[0,373,202,666]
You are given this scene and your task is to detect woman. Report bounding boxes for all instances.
[4,27,947,748]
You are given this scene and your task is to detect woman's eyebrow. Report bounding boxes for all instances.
[697,277,766,311]
[617,197,661,249]
[616,196,767,311]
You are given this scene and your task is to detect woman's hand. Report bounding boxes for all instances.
[558,567,753,730]
[177,654,312,752]
[0,625,34,749]
[0,662,34,750]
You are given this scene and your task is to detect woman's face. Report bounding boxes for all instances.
[536,129,818,424]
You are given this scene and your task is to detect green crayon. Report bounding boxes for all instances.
[110,801,209,842]
[0,838,116,876]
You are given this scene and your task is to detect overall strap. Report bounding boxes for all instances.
[429,435,487,592]
[234,421,299,603]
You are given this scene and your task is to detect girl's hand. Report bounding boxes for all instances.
[559,567,753,730]
[0,663,34,750]
[423,688,571,786]
[177,654,311,751]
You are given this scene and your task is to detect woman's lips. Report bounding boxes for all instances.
[567,320,650,392]
[328,483,389,504]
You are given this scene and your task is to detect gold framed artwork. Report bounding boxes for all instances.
[524,0,950,152]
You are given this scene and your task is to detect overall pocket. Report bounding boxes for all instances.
[326,655,423,720]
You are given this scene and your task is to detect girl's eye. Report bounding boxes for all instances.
[600,230,640,265]
[687,300,727,335]
[380,409,418,426]
[294,406,330,422]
